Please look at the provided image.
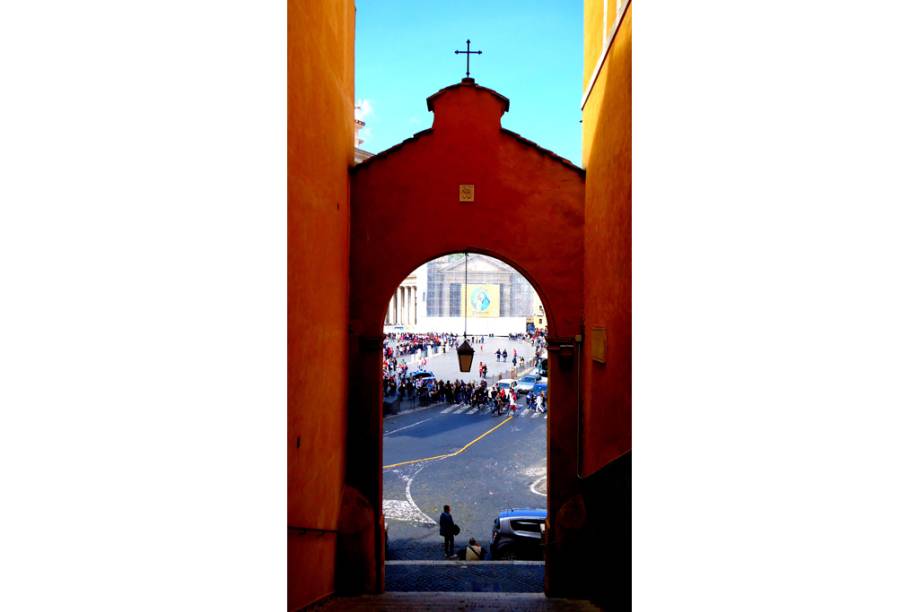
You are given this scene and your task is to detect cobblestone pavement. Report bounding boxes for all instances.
[385,560,544,592]
[312,592,601,611]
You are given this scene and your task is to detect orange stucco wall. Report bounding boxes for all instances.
[288,0,354,609]
[581,3,631,474]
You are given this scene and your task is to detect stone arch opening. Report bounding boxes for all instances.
[379,251,551,577]
[380,246,556,590]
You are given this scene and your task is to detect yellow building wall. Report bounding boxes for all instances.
[581,2,631,474]
[584,0,628,92]
[583,0,604,91]
[288,0,354,608]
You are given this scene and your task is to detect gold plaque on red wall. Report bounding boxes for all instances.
[459,184,475,202]
[591,327,606,364]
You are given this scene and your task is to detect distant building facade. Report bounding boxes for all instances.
[384,254,534,334]
[528,295,547,332]
[383,266,422,329]
[354,118,373,163]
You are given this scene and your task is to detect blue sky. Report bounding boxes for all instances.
[355,0,584,166]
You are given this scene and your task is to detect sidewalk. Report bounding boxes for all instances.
[383,399,445,419]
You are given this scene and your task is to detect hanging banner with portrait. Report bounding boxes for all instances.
[461,284,500,318]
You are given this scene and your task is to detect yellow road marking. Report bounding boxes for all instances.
[383,416,513,470]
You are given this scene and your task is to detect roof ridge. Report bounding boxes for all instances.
[352,127,584,177]
[500,128,584,175]
[426,78,510,112]
[351,128,433,172]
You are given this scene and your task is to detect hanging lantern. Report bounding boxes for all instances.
[456,338,475,372]
[455,251,475,373]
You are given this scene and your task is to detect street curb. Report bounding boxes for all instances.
[383,401,446,420]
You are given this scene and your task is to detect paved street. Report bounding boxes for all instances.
[383,385,547,561]
[391,336,541,384]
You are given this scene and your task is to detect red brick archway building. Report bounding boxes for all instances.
[289,3,631,607]
[339,78,592,596]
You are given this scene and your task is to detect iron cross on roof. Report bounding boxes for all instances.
[454,39,482,78]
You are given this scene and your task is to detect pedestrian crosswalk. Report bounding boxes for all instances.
[438,404,547,419]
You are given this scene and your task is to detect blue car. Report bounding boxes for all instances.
[531,381,548,397]
[515,373,544,395]
[491,508,547,560]
[409,370,437,391]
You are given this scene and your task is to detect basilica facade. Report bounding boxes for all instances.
[384,254,537,334]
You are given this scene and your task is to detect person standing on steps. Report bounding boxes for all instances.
[440,504,456,558]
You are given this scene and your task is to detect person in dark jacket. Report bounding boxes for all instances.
[439,504,455,558]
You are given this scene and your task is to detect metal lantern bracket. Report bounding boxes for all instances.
[456,251,475,372]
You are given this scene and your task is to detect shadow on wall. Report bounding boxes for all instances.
[581,451,631,609]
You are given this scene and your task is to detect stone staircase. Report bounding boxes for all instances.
[311,592,601,611]
[308,562,601,611]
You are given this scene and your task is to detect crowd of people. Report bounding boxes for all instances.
[381,330,550,414]
[384,332,459,359]
[384,374,547,416]
[385,331,544,360]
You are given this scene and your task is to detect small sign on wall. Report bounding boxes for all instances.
[591,327,606,363]
[459,184,475,202]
